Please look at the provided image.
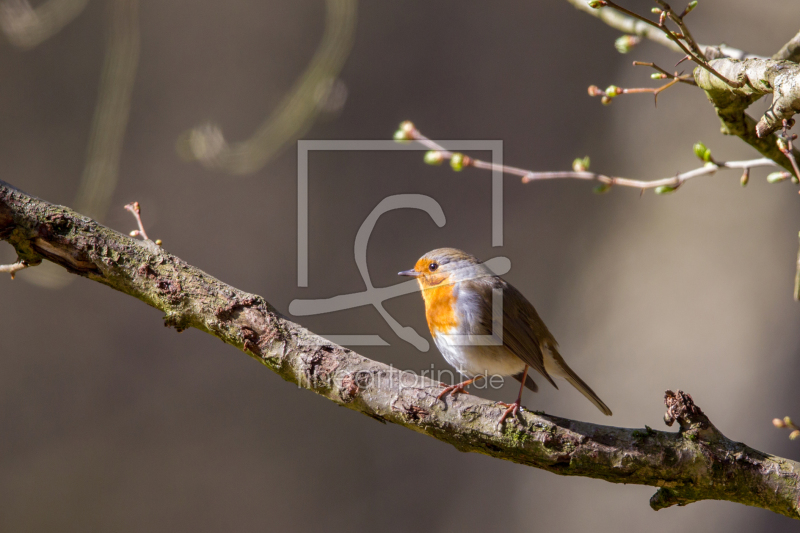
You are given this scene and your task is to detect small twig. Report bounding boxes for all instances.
[592,0,743,88]
[124,201,161,245]
[565,0,760,60]
[777,119,800,184]
[588,63,695,107]
[124,201,148,240]
[0,260,29,279]
[396,122,778,194]
[632,61,696,84]
[660,0,704,59]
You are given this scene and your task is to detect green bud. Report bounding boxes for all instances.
[785,416,793,426]
[655,185,678,195]
[767,171,791,183]
[740,169,749,187]
[685,1,698,13]
[601,96,612,106]
[614,35,640,54]
[605,85,620,98]
[424,150,444,166]
[651,7,662,13]
[394,129,410,143]
[693,141,711,162]
[777,138,788,152]
[791,430,800,441]
[450,153,465,172]
[573,156,590,172]
[588,0,606,8]
[650,73,665,79]
[793,174,799,185]
[593,183,611,194]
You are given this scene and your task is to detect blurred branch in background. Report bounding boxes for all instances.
[0,0,89,49]
[1,181,799,520]
[73,0,139,221]
[176,0,356,174]
[22,0,139,289]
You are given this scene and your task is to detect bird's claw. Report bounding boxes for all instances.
[436,383,470,402]
[497,401,523,426]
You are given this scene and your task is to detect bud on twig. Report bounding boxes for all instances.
[424,151,444,166]
[684,1,698,15]
[655,185,678,195]
[791,430,800,441]
[740,168,749,187]
[394,121,415,142]
[450,153,465,172]
[593,183,612,194]
[767,171,791,183]
[693,141,712,162]
[774,418,786,428]
[614,35,641,54]
[572,156,590,172]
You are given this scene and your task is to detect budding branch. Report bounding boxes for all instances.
[1,180,799,520]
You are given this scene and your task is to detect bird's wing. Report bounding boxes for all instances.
[458,277,558,389]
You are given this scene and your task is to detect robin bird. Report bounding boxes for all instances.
[399,248,612,424]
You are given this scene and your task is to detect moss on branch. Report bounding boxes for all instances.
[1,180,799,520]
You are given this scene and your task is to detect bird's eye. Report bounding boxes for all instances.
[429,263,438,271]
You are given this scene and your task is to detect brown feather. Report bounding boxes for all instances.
[457,277,558,389]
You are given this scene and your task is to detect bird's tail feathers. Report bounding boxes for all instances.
[561,364,612,416]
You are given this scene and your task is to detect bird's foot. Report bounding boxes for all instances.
[497,401,523,425]
[436,381,472,401]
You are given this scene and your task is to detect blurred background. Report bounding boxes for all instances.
[1,0,799,530]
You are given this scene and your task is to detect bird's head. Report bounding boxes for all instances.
[398,248,490,289]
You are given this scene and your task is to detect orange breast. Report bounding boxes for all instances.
[421,278,459,335]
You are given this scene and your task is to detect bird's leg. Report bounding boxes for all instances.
[498,365,528,425]
[436,375,485,401]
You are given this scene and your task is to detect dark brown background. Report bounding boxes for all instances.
[1,0,799,530]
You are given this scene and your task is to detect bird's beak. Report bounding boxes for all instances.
[398,269,420,277]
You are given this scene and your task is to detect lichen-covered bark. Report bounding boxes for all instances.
[694,57,800,172]
[1,180,799,520]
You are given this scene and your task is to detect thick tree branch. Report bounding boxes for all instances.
[1,180,799,520]
[693,58,800,172]
[774,30,800,63]
[566,0,798,172]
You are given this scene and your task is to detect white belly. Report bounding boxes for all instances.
[432,331,526,378]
